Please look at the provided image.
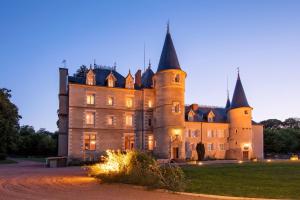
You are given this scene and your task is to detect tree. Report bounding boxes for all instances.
[196,142,205,161]
[0,88,21,153]
[74,65,88,77]
[260,119,283,129]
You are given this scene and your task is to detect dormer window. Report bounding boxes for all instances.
[106,72,116,88]
[86,70,95,85]
[125,71,134,89]
[188,110,195,121]
[207,111,215,122]
[174,74,180,83]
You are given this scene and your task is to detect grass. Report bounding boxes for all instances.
[0,159,18,164]
[182,161,300,199]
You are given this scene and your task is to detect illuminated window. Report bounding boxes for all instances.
[217,130,224,138]
[207,143,214,151]
[107,96,114,106]
[85,112,95,125]
[107,116,115,125]
[208,116,214,122]
[124,134,134,150]
[108,78,114,87]
[84,133,96,151]
[148,100,152,108]
[126,98,133,108]
[126,115,133,126]
[86,94,95,105]
[219,143,225,151]
[172,102,180,113]
[207,130,214,138]
[174,74,180,83]
[148,135,154,150]
[86,70,95,85]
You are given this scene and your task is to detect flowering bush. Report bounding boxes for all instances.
[86,150,185,191]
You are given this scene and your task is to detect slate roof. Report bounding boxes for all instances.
[157,28,181,72]
[142,67,154,88]
[68,68,125,88]
[231,73,250,109]
[225,97,231,111]
[185,105,228,123]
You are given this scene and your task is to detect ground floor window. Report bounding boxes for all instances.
[84,133,96,151]
[207,143,214,151]
[219,143,225,151]
[148,135,154,150]
[124,133,134,150]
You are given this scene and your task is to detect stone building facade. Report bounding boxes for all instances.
[58,28,264,161]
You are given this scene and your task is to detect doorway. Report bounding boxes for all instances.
[173,147,179,159]
[242,151,249,160]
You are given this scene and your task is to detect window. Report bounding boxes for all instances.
[86,94,95,105]
[175,74,180,83]
[148,135,154,150]
[244,110,249,115]
[108,78,114,87]
[207,130,214,138]
[126,98,133,108]
[219,143,225,151]
[207,143,214,151]
[107,116,114,125]
[208,116,214,122]
[148,100,152,108]
[84,134,96,151]
[148,119,152,126]
[107,97,114,106]
[172,102,180,113]
[126,115,133,126]
[124,134,134,150]
[87,76,94,85]
[85,112,95,125]
[217,130,224,138]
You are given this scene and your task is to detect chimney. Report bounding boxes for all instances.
[135,69,142,88]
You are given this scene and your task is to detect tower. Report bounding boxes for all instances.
[153,25,186,159]
[227,72,253,160]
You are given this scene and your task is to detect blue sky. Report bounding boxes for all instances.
[0,0,300,131]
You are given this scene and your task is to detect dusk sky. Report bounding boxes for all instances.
[0,0,300,132]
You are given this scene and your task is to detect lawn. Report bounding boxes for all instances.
[0,159,18,164]
[182,161,300,199]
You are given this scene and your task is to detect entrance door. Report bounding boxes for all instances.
[124,135,134,150]
[173,147,179,159]
[242,151,249,160]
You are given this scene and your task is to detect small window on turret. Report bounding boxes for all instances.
[172,102,180,113]
[244,110,248,115]
[175,74,180,83]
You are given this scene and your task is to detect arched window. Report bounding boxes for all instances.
[175,74,180,83]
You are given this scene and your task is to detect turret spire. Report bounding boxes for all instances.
[157,23,181,72]
[231,70,250,109]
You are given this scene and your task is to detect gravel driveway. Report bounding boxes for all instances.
[0,160,219,200]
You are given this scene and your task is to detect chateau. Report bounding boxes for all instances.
[58,27,263,161]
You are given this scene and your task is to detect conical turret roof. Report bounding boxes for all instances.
[231,73,250,109]
[157,25,181,72]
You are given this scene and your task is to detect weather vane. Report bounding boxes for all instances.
[62,59,67,68]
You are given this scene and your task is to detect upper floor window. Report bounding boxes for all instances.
[85,112,95,125]
[125,72,134,89]
[244,110,249,115]
[125,115,133,126]
[107,115,115,125]
[107,96,114,106]
[217,130,224,138]
[108,78,114,87]
[174,74,180,83]
[207,130,214,138]
[207,143,214,151]
[126,98,133,108]
[172,102,180,113]
[86,70,95,85]
[148,135,154,150]
[219,143,225,151]
[148,100,153,108]
[86,94,95,105]
[84,133,96,151]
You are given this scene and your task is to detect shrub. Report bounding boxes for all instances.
[86,150,186,191]
[0,153,7,160]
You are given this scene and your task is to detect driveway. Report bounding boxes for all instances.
[0,160,220,200]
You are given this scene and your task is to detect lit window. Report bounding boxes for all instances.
[84,134,96,151]
[208,116,214,122]
[219,143,225,151]
[126,98,133,108]
[172,102,180,113]
[126,115,133,126]
[124,134,134,150]
[108,78,114,87]
[107,116,114,125]
[175,74,180,83]
[86,94,95,105]
[148,100,152,108]
[86,112,95,125]
[207,143,214,151]
[148,135,154,150]
[107,97,114,106]
[87,76,94,85]
[207,130,214,138]
[217,130,224,138]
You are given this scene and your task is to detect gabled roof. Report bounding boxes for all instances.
[142,67,154,88]
[157,27,181,72]
[231,73,250,109]
[225,97,231,111]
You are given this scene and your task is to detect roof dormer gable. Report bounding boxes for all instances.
[207,110,215,122]
[86,69,96,85]
[125,70,134,89]
[106,72,117,87]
